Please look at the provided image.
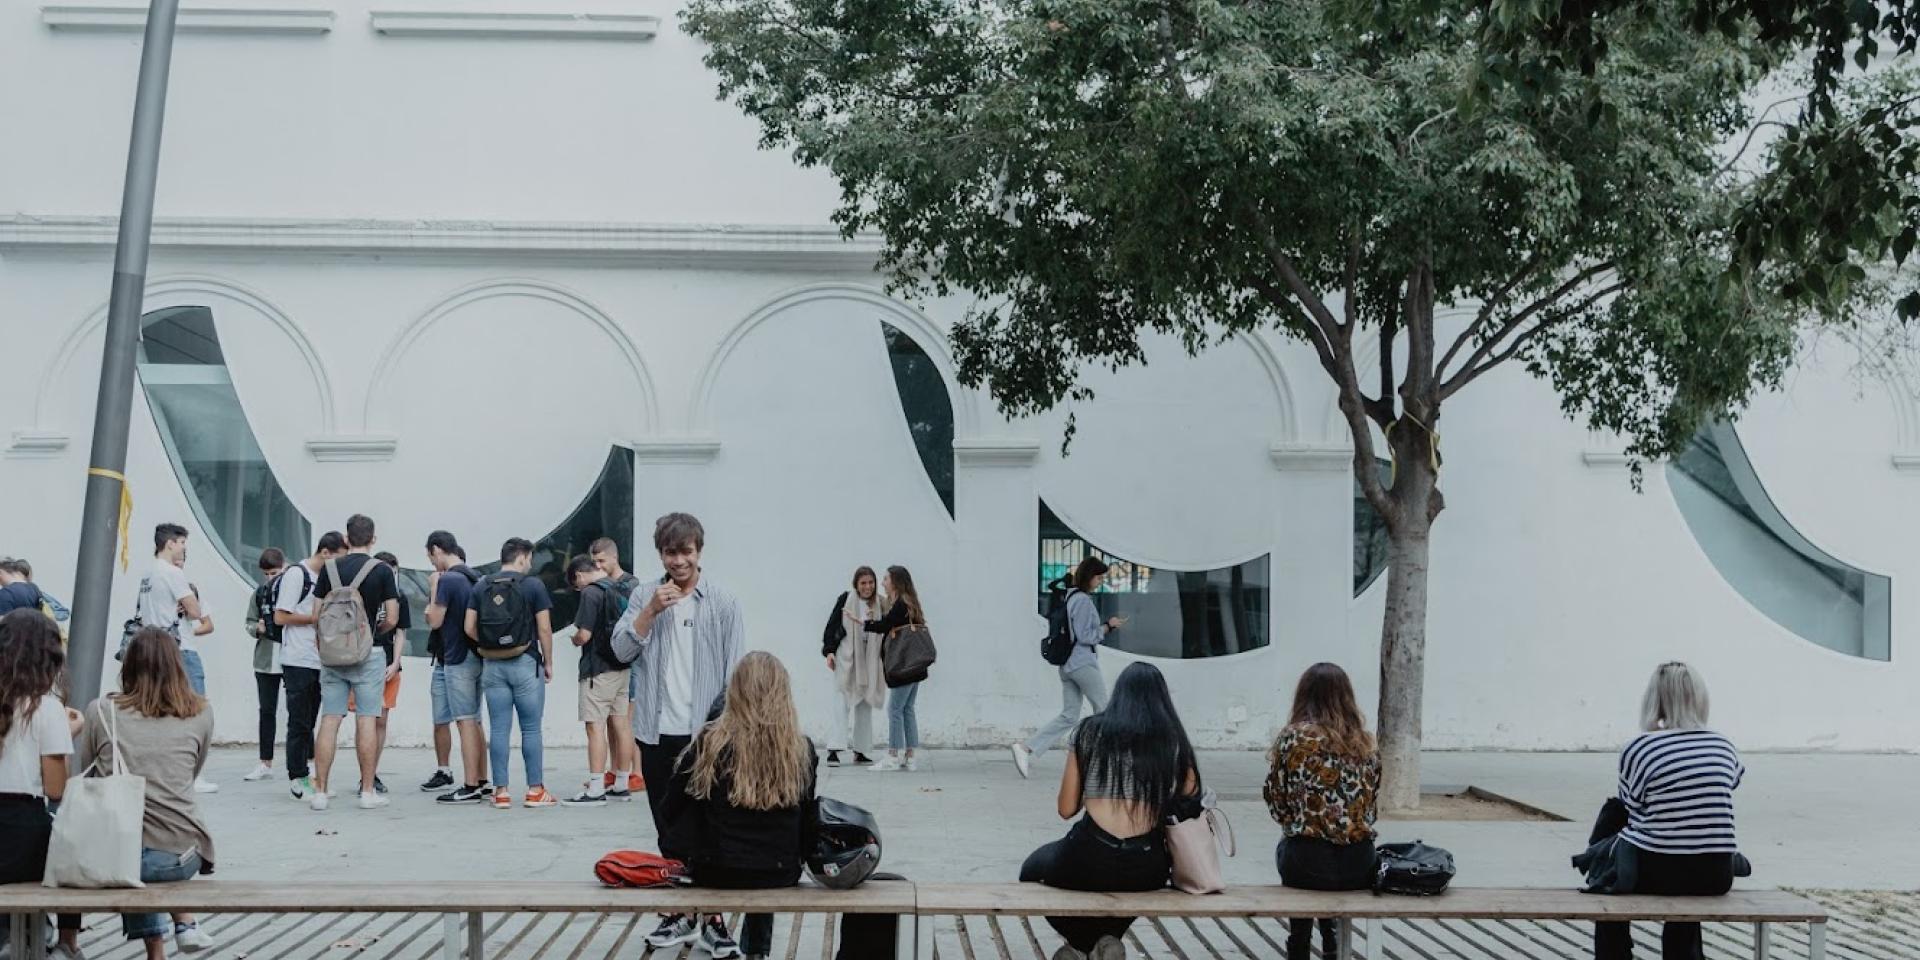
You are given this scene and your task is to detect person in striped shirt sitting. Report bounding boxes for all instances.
[1591,661,1745,960]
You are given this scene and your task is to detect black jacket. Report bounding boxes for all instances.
[863,598,914,636]
[821,591,849,657]
[659,736,819,876]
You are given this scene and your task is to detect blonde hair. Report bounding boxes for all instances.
[1641,661,1710,732]
[685,652,812,810]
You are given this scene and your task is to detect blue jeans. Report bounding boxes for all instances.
[443,654,485,722]
[483,655,546,790]
[1028,663,1107,755]
[429,663,454,727]
[122,848,202,940]
[887,682,920,750]
[181,649,206,696]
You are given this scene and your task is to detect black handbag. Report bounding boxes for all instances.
[881,623,936,687]
[1374,840,1455,895]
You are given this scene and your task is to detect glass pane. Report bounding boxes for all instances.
[1668,421,1892,660]
[1037,501,1269,659]
[1353,458,1392,595]
[139,307,308,583]
[468,447,636,633]
[881,322,955,517]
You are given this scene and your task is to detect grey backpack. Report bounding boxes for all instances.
[316,558,377,667]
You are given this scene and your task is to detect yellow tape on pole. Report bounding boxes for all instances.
[86,467,133,571]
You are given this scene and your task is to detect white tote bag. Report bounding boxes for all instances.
[43,701,147,888]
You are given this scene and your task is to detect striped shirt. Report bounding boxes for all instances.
[1616,728,1744,855]
[609,576,745,745]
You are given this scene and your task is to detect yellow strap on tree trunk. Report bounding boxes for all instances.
[86,467,134,571]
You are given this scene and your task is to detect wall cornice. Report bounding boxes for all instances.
[368,10,658,40]
[41,4,335,34]
[0,215,883,269]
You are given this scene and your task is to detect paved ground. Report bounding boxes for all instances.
[28,748,1918,960]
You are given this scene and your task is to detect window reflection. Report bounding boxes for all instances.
[1353,458,1392,595]
[1037,501,1269,659]
[1669,421,1891,660]
[881,322,955,517]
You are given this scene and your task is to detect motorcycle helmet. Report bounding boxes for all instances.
[808,797,881,889]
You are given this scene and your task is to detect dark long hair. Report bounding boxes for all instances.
[1072,662,1198,818]
[0,610,66,747]
[1283,662,1373,758]
[885,565,925,626]
[1071,556,1110,594]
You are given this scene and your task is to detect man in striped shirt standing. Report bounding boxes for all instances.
[609,512,747,958]
[1593,662,1745,960]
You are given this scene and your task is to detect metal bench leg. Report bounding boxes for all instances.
[23,911,47,960]
[466,912,485,960]
[1753,922,1770,960]
[8,913,28,960]
[1336,918,1354,960]
[1808,921,1826,960]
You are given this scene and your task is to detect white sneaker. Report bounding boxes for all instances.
[904,755,920,772]
[310,791,330,812]
[193,777,219,794]
[242,762,274,782]
[870,755,902,772]
[1011,743,1032,779]
[174,924,214,954]
[357,791,390,810]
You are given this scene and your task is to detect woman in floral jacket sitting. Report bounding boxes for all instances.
[1263,662,1381,960]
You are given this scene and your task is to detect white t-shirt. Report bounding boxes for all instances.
[0,695,73,796]
[137,557,198,652]
[656,593,701,737]
[275,561,321,670]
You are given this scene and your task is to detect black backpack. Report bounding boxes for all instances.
[473,571,533,659]
[1040,587,1080,666]
[585,578,625,663]
[256,564,313,644]
[1373,840,1456,896]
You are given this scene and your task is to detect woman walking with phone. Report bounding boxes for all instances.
[1010,557,1124,779]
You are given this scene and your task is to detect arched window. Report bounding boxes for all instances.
[1668,421,1892,660]
[881,321,955,517]
[1037,501,1270,658]
[1353,457,1392,595]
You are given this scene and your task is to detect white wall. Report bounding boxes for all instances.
[1,2,1915,754]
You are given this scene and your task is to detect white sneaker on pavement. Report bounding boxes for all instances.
[1011,743,1032,779]
[310,791,330,812]
[193,777,219,794]
[869,755,903,772]
[174,924,214,954]
[242,762,274,782]
[357,791,390,810]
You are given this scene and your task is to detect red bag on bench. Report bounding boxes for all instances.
[594,850,689,888]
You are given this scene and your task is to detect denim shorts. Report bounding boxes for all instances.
[319,656,387,718]
[443,654,485,722]
[181,649,206,696]
[122,848,202,940]
[430,663,454,726]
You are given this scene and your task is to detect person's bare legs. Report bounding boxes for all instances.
[433,723,452,769]
[457,718,488,785]
[609,713,635,775]
[585,720,609,780]
[313,714,344,794]
[354,715,380,793]
[373,714,388,784]
[142,935,165,960]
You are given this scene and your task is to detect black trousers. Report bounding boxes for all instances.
[283,666,321,780]
[638,734,694,852]
[1276,836,1376,960]
[1020,818,1170,951]
[1589,798,1736,960]
[256,671,282,763]
[689,864,793,956]
[0,797,80,933]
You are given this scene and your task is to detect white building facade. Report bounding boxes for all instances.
[2,1,1915,753]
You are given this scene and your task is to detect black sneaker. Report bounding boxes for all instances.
[373,777,389,795]
[826,750,842,767]
[700,916,741,959]
[606,787,633,802]
[853,752,874,765]
[645,915,697,949]
[561,788,607,808]
[419,770,454,792]
[436,784,488,804]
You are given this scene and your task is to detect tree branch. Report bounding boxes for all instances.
[1440,260,1615,394]
[1438,279,1631,401]
[1436,250,1546,379]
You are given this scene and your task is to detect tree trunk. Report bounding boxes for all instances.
[1377,456,1435,812]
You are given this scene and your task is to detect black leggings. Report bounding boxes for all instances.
[283,666,321,780]
[1589,798,1735,960]
[689,864,793,957]
[256,671,281,763]
[0,797,80,934]
[1019,818,1170,951]
[1276,836,1376,960]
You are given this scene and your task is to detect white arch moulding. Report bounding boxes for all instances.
[687,281,982,436]
[362,278,661,435]
[25,274,339,447]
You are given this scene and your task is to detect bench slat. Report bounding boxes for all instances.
[912,884,1830,923]
[0,881,914,915]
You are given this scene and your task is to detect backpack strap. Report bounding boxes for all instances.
[346,555,377,591]
[324,558,343,592]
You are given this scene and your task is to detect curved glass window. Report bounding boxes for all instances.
[1669,421,1891,660]
[1037,501,1269,658]
[1353,458,1392,596]
[138,306,310,582]
[881,321,955,517]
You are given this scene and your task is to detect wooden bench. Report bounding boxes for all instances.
[913,883,1831,960]
[2,881,1831,960]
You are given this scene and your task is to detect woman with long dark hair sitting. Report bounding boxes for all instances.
[0,609,84,959]
[1019,661,1199,960]
[659,651,818,960]
[1264,663,1380,960]
[78,627,218,960]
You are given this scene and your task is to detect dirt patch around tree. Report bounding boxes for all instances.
[1380,786,1568,822]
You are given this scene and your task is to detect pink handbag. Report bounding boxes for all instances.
[1167,790,1235,894]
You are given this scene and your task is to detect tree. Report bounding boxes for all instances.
[684,0,1912,807]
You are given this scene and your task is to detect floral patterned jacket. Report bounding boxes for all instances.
[1262,723,1381,844]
